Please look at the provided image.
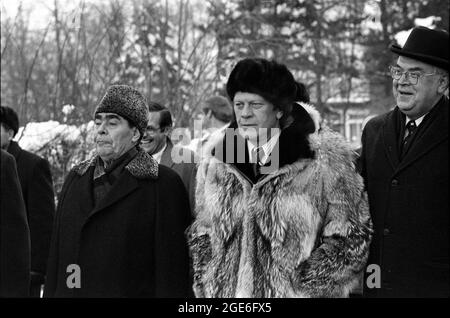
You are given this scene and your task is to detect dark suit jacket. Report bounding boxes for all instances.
[160,139,197,213]
[44,150,191,297]
[0,150,31,297]
[360,97,448,297]
[7,141,55,280]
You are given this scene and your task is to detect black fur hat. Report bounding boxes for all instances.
[95,85,148,135]
[226,58,297,114]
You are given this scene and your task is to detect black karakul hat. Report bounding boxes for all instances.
[390,26,449,70]
[95,85,149,135]
[226,58,297,109]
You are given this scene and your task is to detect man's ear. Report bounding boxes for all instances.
[131,128,141,143]
[437,75,449,94]
[7,128,15,141]
[162,126,172,138]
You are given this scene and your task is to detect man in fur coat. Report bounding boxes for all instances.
[188,58,372,298]
[44,85,191,297]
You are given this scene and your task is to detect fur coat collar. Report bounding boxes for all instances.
[73,147,158,180]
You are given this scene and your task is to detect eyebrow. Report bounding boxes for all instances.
[105,114,121,120]
[395,64,426,71]
[234,100,265,103]
[95,114,121,120]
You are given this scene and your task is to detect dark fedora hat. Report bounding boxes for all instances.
[390,26,448,70]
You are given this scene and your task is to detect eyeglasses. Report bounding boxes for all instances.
[389,66,437,85]
[145,127,161,134]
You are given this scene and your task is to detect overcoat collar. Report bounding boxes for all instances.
[383,96,448,175]
[74,148,158,180]
[72,148,158,221]
[160,138,174,168]
[398,96,448,172]
[6,141,22,161]
[87,169,139,219]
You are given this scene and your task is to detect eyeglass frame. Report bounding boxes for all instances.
[144,126,162,134]
[388,65,438,85]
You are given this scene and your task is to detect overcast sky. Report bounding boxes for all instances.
[1,0,83,29]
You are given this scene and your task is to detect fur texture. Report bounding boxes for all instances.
[94,85,149,135]
[296,102,321,133]
[188,107,372,298]
[74,148,158,179]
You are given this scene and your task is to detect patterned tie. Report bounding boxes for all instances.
[401,120,417,157]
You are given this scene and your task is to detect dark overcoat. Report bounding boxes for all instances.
[7,141,55,279]
[0,150,31,297]
[360,97,448,297]
[160,139,197,212]
[44,149,191,297]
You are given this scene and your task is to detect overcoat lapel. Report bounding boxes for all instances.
[396,98,448,174]
[382,109,401,171]
[86,170,139,221]
[160,139,174,168]
[7,141,22,161]
[77,167,95,218]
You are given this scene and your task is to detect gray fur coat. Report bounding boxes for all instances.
[188,104,372,298]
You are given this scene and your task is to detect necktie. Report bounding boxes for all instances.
[401,120,417,158]
[251,146,265,165]
[251,146,265,179]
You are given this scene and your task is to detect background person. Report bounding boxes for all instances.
[1,105,55,297]
[0,150,31,297]
[187,95,233,156]
[140,101,197,212]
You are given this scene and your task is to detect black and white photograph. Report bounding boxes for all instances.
[0,0,448,304]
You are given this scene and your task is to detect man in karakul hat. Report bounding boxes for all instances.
[360,26,449,297]
[44,85,192,297]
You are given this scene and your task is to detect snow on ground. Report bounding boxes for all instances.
[15,120,95,153]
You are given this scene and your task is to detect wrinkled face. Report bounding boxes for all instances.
[140,111,168,155]
[94,112,139,162]
[0,123,13,150]
[233,92,280,143]
[393,56,447,119]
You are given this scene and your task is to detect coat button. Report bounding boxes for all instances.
[383,228,390,236]
[391,179,399,186]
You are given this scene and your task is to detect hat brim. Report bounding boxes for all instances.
[390,44,449,70]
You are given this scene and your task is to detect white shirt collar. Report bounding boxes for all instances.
[152,143,167,164]
[247,130,281,165]
[406,113,427,127]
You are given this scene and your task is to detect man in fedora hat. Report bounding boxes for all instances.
[44,85,192,297]
[360,26,449,297]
